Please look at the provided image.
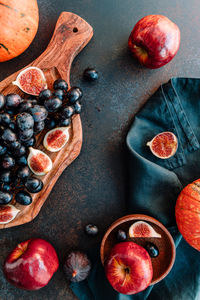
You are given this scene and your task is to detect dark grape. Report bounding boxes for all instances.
[17,166,31,181]
[0,170,11,183]
[22,136,36,148]
[45,117,57,129]
[25,177,43,193]
[61,106,74,118]
[16,112,34,131]
[59,118,71,127]
[117,229,127,241]
[53,79,68,91]
[83,68,98,81]
[28,105,48,122]
[8,121,17,132]
[13,145,26,157]
[15,191,32,205]
[73,101,82,114]
[0,144,7,155]
[85,224,98,236]
[39,89,52,102]
[0,191,12,204]
[9,140,21,150]
[2,154,15,169]
[6,93,21,108]
[44,97,62,112]
[67,87,82,104]
[2,129,17,144]
[34,121,45,134]
[18,101,33,113]
[145,243,159,258]
[1,183,11,192]
[53,89,64,100]
[0,94,5,110]
[6,109,15,116]
[0,113,11,126]
[17,155,27,166]
[18,129,34,142]
[30,99,38,105]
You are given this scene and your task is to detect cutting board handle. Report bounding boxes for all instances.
[35,12,93,84]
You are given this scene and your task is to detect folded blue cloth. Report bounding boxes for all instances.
[71,78,200,300]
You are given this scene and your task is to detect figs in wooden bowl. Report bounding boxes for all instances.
[100,214,176,285]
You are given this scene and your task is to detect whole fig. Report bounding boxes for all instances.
[63,251,91,282]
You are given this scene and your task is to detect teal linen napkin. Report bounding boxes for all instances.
[71,78,200,300]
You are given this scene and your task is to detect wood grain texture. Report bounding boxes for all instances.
[100,214,176,285]
[0,12,93,229]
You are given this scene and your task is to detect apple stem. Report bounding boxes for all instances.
[121,268,129,287]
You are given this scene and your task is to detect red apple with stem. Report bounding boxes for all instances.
[128,15,180,69]
[3,238,59,290]
[104,242,153,295]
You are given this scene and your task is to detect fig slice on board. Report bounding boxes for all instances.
[43,127,69,152]
[0,205,20,224]
[27,147,53,176]
[147,131,178,159]
[129,221,161,238]
[12,67,47,96]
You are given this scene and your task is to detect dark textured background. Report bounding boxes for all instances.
[1,0,200,299]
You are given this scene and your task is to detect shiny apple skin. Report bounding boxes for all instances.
[128,15,180,69]
[3,238,59,290]
[104,241,153,295]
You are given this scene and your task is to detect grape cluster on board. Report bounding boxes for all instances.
[0,78,82,207]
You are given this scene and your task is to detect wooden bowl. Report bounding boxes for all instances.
[100,214,176,285]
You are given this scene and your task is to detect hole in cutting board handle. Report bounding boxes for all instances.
[73,27,78,33]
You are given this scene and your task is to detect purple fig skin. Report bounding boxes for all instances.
[63,251,91,282]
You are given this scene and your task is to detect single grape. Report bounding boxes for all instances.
[6,93,22,108]
[34,121,45,134]
[28,105,48,122]
[83,68,98,81]
[59,118,71,127]
[61,106,74,118]
[53,89,64,100]
[53,79,68,91]
[44,97,62,112]
[73,101,82,114]
[18,129,34,142]
[67,87,82,104]
[16,112,34,131]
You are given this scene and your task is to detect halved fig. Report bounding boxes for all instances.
[43,127,69,152]
[0,205,20,224]
[12,67,47,96]
[147,132,178,159]
[129,221,161,238]
[27,147,52,176]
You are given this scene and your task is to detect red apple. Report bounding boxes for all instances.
[3,238,59,290]
[104,242,153,295]
[128,15,180,69]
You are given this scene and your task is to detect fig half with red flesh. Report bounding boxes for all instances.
[147,131,178,159]
[129,221,161,238]
[12,67,47,96]
[27,147,52,176]
[43,127,69,152]
[0,205,20,224]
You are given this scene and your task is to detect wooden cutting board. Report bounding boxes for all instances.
[0,12,93,229]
